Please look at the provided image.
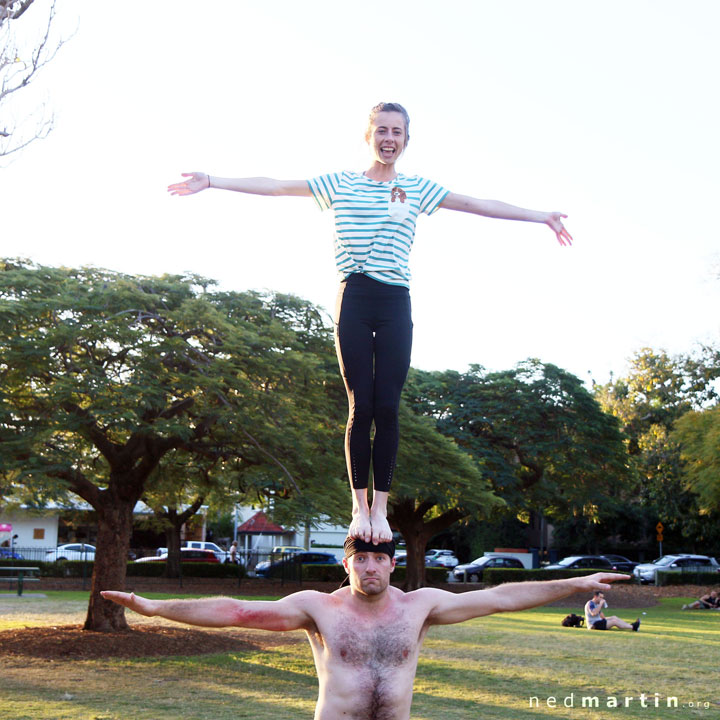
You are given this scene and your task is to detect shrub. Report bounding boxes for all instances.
[43,560,94,577]
[656,570,720,586]
[482,568,633,585]
[127,562,246,579]
[302,564,345,582]
[300,564,450,584]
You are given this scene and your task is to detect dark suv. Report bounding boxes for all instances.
[542,555,614,571]
[453,555,525,582]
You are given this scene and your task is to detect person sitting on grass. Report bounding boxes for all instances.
[682,589,720,610]
[103,537,629,720]
[584,590,641,631]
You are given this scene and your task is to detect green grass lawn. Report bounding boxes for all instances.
[1,592,718,719]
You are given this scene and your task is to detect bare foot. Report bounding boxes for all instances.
[349,511,372,542]
[370,511,392,544]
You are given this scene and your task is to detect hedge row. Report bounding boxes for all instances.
[127,562,246,579]
[300,563,449,584]
[481,568,633,585]
[0,559,245,579]
[656,571,720,586]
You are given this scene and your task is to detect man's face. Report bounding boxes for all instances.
[596,593,605,603]
[343,551,395,596]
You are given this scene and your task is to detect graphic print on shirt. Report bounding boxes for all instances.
[388,186,410,220]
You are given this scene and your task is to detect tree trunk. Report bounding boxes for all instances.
[389,498,432,590]
[84,497,136,632]
[389,497,467,591]
[165,516,183,578]
[158,499,204,578]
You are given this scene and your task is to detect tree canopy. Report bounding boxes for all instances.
[406,360,630,524]
[673,405,720,514]
[0,259,346,629]
[595,347,720,550]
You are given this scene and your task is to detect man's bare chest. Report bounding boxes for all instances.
[321,614,420,669]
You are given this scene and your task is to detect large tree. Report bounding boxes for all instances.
[0,259,345,630]
[411,361,630,510]
[595,347,720,551]
[389,402,500,590]
[405,361,631,550]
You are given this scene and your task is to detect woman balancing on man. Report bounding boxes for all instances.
[168,102,572,545]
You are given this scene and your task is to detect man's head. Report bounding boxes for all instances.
[593,591,605,602]
[342,536,396,597]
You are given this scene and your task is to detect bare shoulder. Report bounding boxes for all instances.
[399,587,454,614]
[280,589,338,609]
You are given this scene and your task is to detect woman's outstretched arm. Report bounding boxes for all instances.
[439,192,572,246]
[168,172,312,197]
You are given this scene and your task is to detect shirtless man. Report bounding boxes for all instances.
[682,589,720,610]
[102,538,629,720]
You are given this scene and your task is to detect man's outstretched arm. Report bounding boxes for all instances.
[101,590,314,631]
[426,573,629,625]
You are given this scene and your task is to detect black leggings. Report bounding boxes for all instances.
[334,273,413,492]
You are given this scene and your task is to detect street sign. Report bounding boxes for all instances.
[657,533,663,542]
[656,522,664,533]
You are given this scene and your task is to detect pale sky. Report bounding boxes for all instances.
[2,0,719,385]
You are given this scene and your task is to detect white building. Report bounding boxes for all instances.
[0,508,59,550]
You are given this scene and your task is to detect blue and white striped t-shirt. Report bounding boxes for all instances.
[307,171,448,287]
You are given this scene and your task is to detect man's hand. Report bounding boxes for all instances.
[572,573,629,593]
[101,591,157,617]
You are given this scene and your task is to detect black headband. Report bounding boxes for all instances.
[343,536,395,559]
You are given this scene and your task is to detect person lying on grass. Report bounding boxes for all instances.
[682,589,720,610]
[102,537,629,720]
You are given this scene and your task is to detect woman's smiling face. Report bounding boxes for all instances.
[366,110,408,166]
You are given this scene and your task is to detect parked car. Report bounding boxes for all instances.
[272,545,305,555]
[600,554,638,572]
[453,555,525,582]
[135,548,220,563]
[393,552,407,566]
[424,549,459,568]
[0,547,24,560]
[542,555,614,571]
[255,551,338,578]
[632,554,720,584]
[268,545,306,562]
[156,541,231,562]
[45,543,96,562]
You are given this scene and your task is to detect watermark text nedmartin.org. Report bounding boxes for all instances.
[529,692,711,711]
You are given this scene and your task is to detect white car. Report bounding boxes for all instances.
[632,554,720,584]
[156,541,231,562]
[425,549,459,568]
[45,543,96,562]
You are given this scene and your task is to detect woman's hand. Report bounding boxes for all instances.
[168,172,211,196]
[545,212,573,246]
